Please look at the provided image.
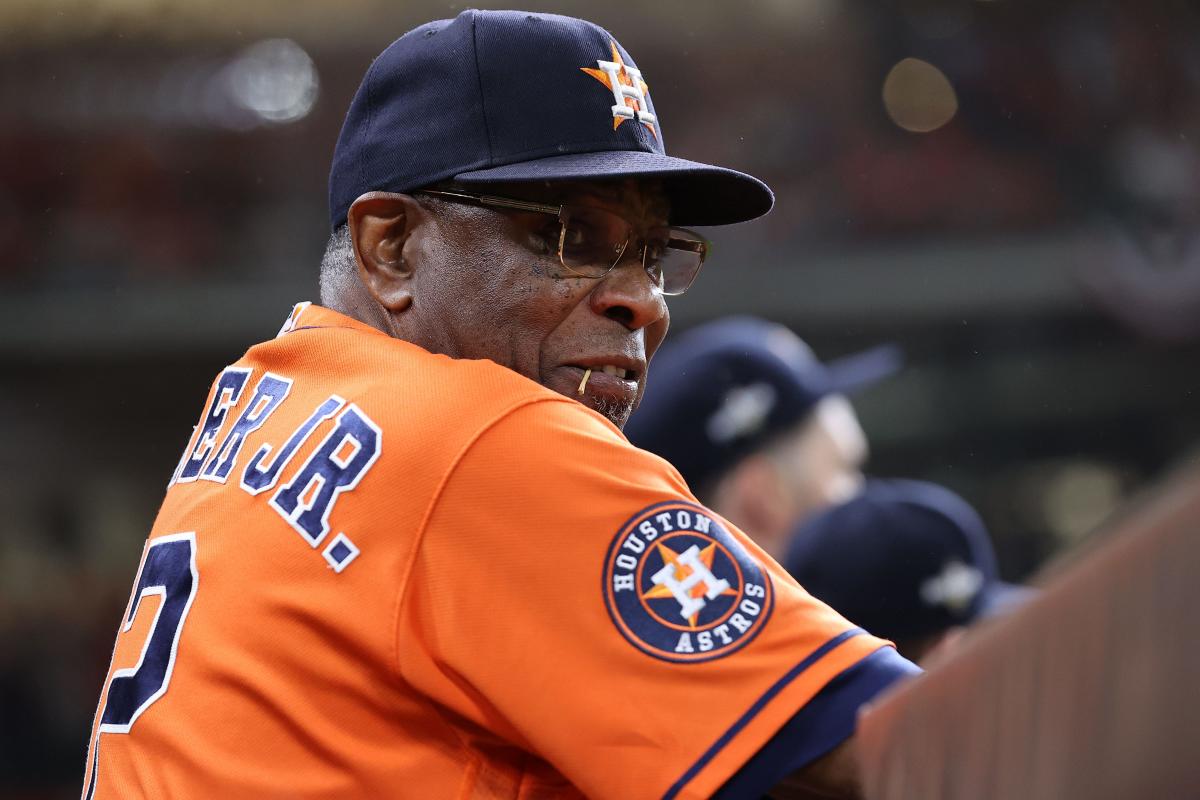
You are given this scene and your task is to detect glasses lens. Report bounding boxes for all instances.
[558,206,632,277]
[557,208,708,295]
[652,231,708,295]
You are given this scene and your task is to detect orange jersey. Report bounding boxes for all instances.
[83,303,911,799]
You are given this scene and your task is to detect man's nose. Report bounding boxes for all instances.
[589,251,668,330]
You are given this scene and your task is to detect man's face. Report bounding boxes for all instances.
[768,395,869,520]
[409,179,671,428]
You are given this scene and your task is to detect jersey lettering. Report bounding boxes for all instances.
[269,404,381,546]
[175,368,251,484]
[201,373,292,483]
[638,520,660,540]
[240,395,344,496]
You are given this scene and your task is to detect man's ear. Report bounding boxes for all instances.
[346,191,427,313]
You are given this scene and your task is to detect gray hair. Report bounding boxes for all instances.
[318,224,357,308]
[319,195,453,308]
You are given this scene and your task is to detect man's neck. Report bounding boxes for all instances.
[327,284,399,341]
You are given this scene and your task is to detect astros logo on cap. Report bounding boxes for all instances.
[581,41,657,138]
[603,501,773,663]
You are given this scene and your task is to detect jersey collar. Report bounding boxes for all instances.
[275,302,389,339]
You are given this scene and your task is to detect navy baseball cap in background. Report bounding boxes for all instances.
[625,316,901,492]
[783,479,1030,644]
[329,9,774,229]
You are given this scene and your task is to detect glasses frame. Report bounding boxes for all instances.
[415,188,708,296]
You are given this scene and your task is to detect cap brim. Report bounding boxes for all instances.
[824,344,904,396]
[454,150,774,226]
[978,582,1034,618]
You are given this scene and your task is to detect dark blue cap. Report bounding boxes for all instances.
[783,479,1030,643]
[625,316,900,492]
[329,10,774,229]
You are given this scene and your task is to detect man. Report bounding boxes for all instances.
[784,479,1029,664]
[626,316,899,560]
[82,11,917,799]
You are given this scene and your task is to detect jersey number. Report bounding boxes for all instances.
[85,533,199,798]
[99,532,199,733]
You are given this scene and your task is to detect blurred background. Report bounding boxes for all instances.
[3,0,1200,795]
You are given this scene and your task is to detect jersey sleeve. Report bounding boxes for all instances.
[397,398,914,800]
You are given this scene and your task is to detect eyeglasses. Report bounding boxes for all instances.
[416,188,709,296]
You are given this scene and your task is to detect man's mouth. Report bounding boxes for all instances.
[567,361,641,390]
[595,364,633,381]
[557,361,642,426]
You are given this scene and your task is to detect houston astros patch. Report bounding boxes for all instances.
[603,501,774,663]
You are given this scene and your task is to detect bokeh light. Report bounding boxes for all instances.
[224,38,319,125]
[882,57,958,133]
[1040,460,1125,543]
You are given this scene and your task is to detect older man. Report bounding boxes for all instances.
[83,11,916,800]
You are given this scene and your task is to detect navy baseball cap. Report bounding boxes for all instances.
[783,479,1030,643]
[625,316,901,492]
[329,10,774,229]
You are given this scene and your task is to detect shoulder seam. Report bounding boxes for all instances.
[387,394,580,679]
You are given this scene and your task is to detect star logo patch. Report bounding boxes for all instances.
[581,40,657,138]
[603,501,773,663]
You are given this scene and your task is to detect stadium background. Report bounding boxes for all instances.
[2,1,1199,796]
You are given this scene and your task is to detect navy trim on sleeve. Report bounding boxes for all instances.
[710,646,920,800]
[662,628,872,800]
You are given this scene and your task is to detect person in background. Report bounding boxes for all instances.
[626,315,900,561]
[783,478,1030,664]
